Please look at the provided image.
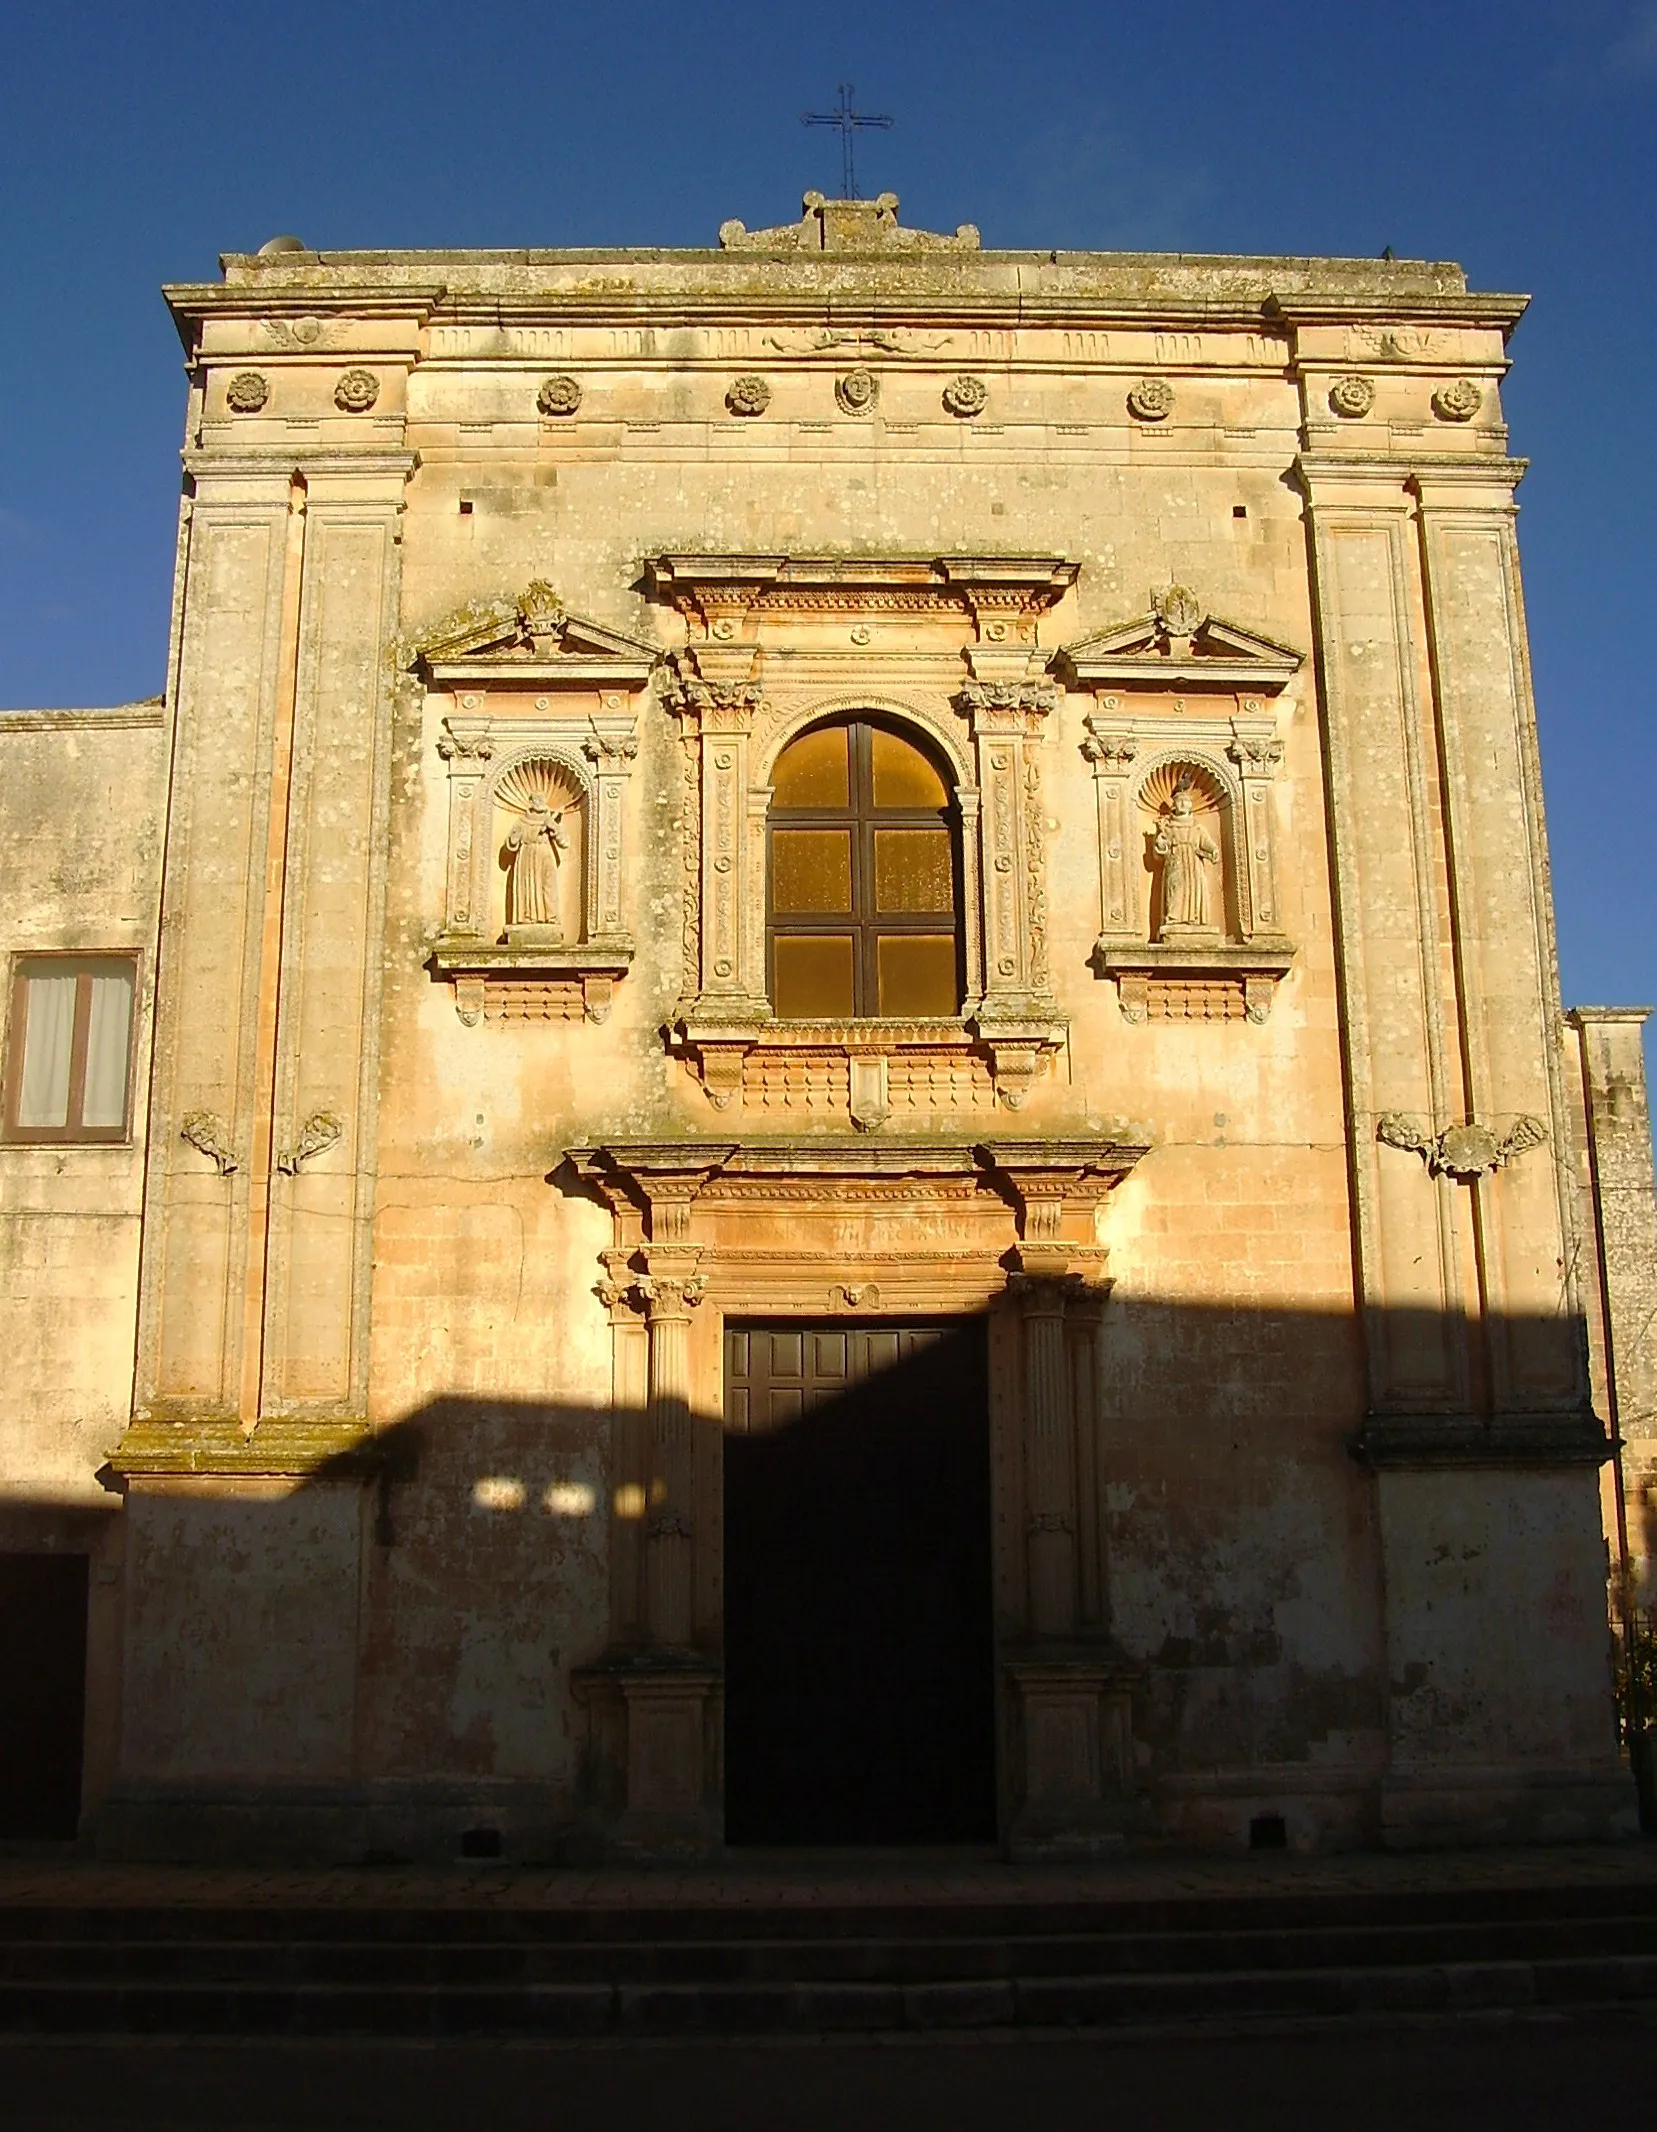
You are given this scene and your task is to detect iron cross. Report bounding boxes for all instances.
[801,83,893,201]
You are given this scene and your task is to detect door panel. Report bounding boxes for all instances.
[723,1318,995,1846]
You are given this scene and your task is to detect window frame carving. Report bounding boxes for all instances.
[650,553,1078,1115]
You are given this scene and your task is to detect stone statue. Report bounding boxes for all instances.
[505,792,569,940]
[1153,783,1220,936]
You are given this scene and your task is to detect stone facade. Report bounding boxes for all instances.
[1,193,1652,1858]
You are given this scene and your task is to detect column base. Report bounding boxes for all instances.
[1004,1647,1146,1858]
[570,1653,723,1859]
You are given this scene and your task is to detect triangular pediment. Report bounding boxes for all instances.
[408,582,659,683]
[1064,588,1301,689]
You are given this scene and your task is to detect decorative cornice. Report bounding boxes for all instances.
[648,554,1078,637]
[110,1418,383,1478]
[1352,1411,1611,1470]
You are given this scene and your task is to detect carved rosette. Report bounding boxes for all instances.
[537,374,582,416]
[942,373,988,418]
[1431,377,1483,422]
[225,370,270,413]
[333,368,381,413]
[726,375,772,417]
[1127,377,1175,422]
[1329,373,1375,419]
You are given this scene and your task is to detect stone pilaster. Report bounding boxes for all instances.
[261,455,413,1415]
[636,1255,705,1651]
[1570,1009,1657,1601]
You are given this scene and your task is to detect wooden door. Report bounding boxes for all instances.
[0,1553,88,1839]
[723,1319,996,1845]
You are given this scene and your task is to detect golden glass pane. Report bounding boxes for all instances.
[876,933,958,1017]
[870,726,949,810]
[874,827,953,913]
[772,723,850,807]
[772,829,853,912]
[773,933,856,1017]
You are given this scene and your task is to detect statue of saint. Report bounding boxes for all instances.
[1153,783,1220,936]
[505,792,569,938]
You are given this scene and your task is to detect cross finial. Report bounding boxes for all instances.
[801,82,893,201]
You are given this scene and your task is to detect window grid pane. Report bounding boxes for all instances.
[876,935,959,1018]
[81,970,135,1129]
[772,829,854,913]
[16,974,77,1128]
[773,934,856,1017]
[873,828,954,915]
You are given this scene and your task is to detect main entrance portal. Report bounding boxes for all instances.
[722,1319,997,1846]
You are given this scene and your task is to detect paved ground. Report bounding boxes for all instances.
[3,2017,1655,2132]
[4,1839,1657,1912]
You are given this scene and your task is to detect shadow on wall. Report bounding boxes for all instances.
[0,1299,1635,1862]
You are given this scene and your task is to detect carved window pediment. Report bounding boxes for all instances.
[414,583,652,1024]
[1063,587,1303,691]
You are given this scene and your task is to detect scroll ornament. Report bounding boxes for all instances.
[276,1110,345,1175]
[1127,377,1175,422]
[180,1111,237,1175]
[1376,1113,1547,1180]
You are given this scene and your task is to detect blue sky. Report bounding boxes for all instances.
[2,0,1653,1020]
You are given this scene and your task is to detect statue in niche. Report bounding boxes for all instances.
[504,791,569,942]
[1152,779,1221,938]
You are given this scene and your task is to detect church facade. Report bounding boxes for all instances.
[3,193,1655,1858]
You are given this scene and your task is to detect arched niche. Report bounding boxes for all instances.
[1134,753,1240,943]
[489,749,589,947]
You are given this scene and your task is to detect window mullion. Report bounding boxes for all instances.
[66,970,94,1133]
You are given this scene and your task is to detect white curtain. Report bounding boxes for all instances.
[81,970,134,1128]
[16,973,77,1127]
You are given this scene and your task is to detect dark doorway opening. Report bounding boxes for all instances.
[723,1318,997,1846]
[0,1552,88,1839]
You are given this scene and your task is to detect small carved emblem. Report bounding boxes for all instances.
[537,374,582,416]
[276,1110,344,1174]
[1432,377,1483,423]
[1376,1112,1547,1179]
[334,368,381,413]
[1154,583,1204,640]
[835,366,878,415]
[1127,377,1176,422]
[1329,374,1375,419]
[942,373,988,418]
[726,374,772,416]
[180,1111,237,1174]
[225,370,270,413]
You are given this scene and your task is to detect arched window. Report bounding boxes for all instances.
[768,718,961,1018]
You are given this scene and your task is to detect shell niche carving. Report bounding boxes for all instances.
[494,754,584,818]
[1139,758,1224,821]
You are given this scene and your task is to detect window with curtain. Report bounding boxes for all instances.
[767,719,962,1018]
[4,957,137,1143]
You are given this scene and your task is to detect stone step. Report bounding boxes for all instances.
[5,1952,1657,2038]
[6,1913,1657,1987]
